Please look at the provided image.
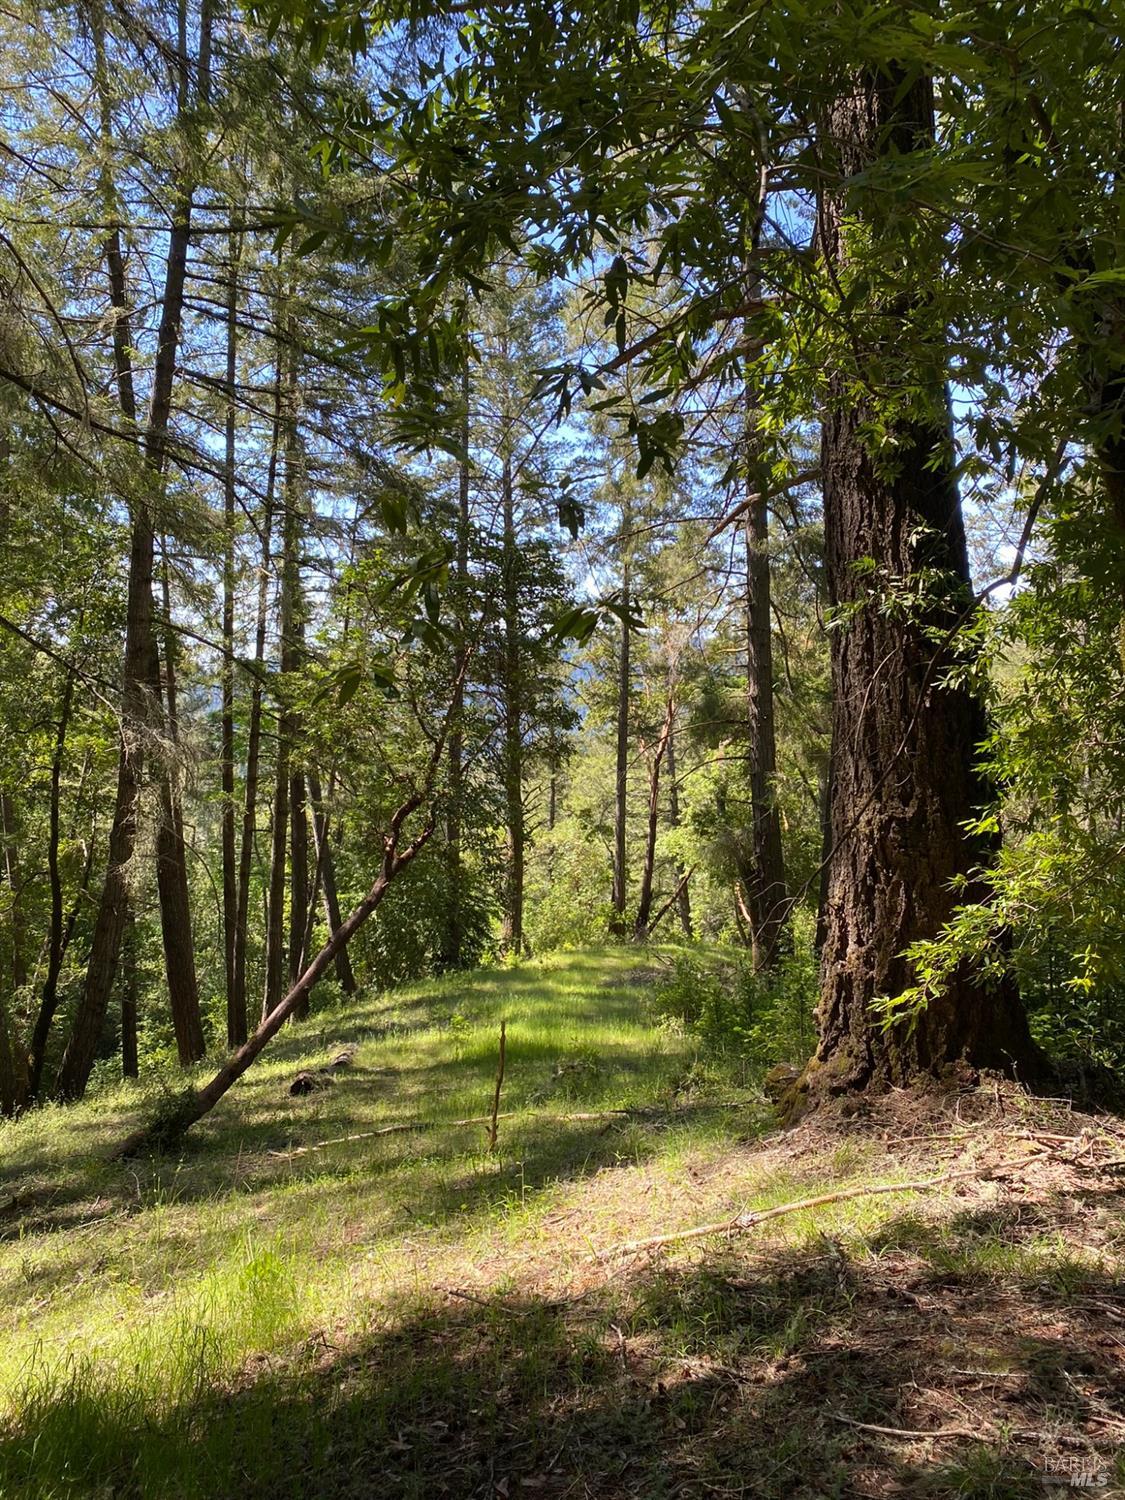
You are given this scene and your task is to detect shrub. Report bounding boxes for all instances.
[652,921,817,1070]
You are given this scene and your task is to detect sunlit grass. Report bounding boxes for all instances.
[3,946,1120,1499]
[0,947,748,1409]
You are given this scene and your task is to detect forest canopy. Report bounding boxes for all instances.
[0,0,1122,1124]
[5,5,1125,1498]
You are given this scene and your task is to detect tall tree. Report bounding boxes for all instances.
[57,0,209,1096]
[806,65,1036,1093]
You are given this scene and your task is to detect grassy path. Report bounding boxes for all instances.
[3,947,1124,1498]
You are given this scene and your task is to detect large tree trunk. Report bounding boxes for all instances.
[808,67,1035,1095]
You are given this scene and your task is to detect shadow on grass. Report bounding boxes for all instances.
[1,1101,759,1305]
[0,956,704,1253]
[3,1207,1123,1500]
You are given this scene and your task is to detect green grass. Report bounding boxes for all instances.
[0,946,770,1494]
[2,946,1122,1500]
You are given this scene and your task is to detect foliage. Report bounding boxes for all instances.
[652,924,818,1070]
[874,493,1125,1071]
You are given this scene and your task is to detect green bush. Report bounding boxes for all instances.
[652,922,817,1069]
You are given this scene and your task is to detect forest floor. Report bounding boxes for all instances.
[1,946,1124,1498]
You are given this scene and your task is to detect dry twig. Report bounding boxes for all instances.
[594,1157,1041,1261]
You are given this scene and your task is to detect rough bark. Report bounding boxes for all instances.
[806,67,1035,1097]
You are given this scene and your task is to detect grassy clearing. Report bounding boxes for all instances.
[2,946,1124,1499]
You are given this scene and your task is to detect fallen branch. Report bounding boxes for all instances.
[267,1099,755,1160]
[594,1159,1032,1260]
[643,865,696,939]
[831,1413,982,1442]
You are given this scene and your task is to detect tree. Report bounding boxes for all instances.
[263,0,1051,1088]
[804,65,1036,1093]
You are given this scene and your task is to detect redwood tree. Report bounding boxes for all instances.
[807,66,1037,1093]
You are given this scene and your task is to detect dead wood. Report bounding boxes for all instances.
[593,1155,1045,1260]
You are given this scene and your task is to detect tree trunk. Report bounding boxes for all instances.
[263,738,290,1020]
[740,478,789,970]
[155,562,204,1064]
[500,451,524,955]
[56,13,151,1099]
[665,718,693,938]
[153,745,204,1063]
[221,230,241,1044]
[1,791,26,994]
[27,667,75,1100]
[808,67,1035,1095]
[306,769,356,992]
[121,903,139,1080]
[611,552,631,932]
[57,515,156,1099]
[281,333,309,1014]
[633,696,673,937]
[288,770,309,990]
[0,993,16,1118]
[441,362,471,969]
[59,2,206,1097]
[263,335,303,1018]
[232,360,282,1042]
